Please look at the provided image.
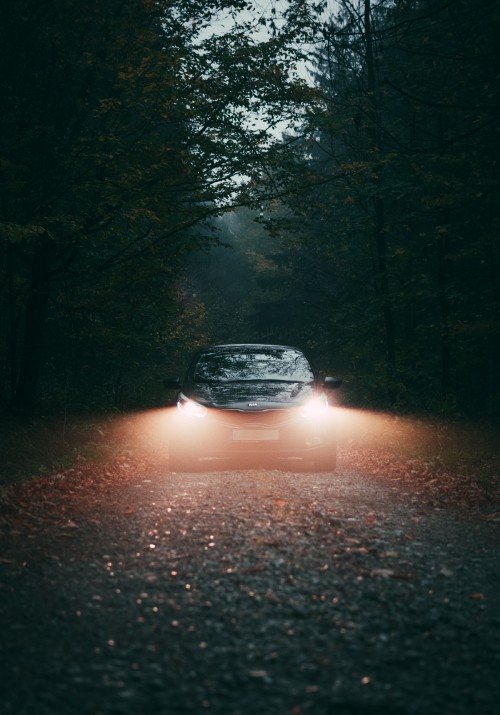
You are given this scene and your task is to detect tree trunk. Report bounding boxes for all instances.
[485,207,499,421]
[14,236,52,416]
[435,115,452,402]
[7,244,18,409]
[374,196,396,369]
[436,229,451,400]
[364,0,396,396]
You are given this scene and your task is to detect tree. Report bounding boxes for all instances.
[0,0,321,414]
[260,0,500,416]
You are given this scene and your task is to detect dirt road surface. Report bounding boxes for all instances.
[1,459,499,715]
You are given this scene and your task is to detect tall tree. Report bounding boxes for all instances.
[261,0,500,416]
[0,0,320,414]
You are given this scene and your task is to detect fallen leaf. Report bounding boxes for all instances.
[481,512,500,522]
[249,670,267,678]
[439,567,453,577]
[371,568,395,578]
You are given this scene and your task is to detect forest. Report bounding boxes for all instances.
[1,0,499,422]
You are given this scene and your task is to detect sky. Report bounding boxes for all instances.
[195,0,340,138]
[201,0,340,82]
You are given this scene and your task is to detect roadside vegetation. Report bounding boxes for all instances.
[2,410,498,525]
[1,1,499,491]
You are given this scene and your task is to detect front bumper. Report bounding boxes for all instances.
[170,407,334,459]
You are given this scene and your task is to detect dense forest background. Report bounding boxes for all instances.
[1,0,499,421]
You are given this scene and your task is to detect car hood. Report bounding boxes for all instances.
[185,380,314,409]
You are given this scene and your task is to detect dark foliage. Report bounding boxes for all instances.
[0,1,317,415]
[255,0,500,419]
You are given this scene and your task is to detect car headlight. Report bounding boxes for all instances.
[300,394,329,419]
[177,394,207,419]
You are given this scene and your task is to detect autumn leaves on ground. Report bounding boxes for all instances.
[1,409,499,715]
[1,408,499,517]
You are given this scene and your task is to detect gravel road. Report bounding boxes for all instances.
[1,461,499,715]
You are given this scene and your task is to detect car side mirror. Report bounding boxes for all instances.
[323,376,342,389]
[164,377,181,389]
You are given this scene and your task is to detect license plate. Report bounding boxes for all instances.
[232,429,279,441]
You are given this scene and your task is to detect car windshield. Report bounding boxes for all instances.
[192,348,314,383]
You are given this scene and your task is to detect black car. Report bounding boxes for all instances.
[164,343,342,471]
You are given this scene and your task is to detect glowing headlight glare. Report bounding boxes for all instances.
[177,395,207,419]
[300,395,329,419]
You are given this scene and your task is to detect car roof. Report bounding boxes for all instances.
[198,343,303,352]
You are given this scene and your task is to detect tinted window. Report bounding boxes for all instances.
[192,348,314,383]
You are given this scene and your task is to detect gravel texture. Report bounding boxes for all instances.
[1,456,499,715]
